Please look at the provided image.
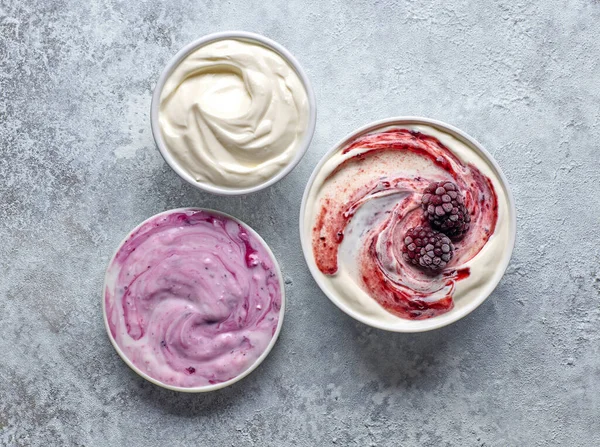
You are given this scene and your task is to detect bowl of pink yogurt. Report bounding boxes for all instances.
[103,208,285,392]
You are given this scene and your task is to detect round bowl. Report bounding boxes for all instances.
[300,117,517,332]
[103,208,286,392]
[150,31,317,196]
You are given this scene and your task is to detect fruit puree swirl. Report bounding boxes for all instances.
[311,128,499,320]
[104,209,282,388]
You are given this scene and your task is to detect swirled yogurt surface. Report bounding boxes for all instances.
[158,38,310,189]
[303,123,512,324]
[104,209,283,388]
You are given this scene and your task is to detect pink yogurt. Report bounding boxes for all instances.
[103,209,283,389]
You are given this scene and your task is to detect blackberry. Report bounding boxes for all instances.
[421,181,471,240]
[401,226,454,274]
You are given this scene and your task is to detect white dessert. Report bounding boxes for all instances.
[158,38,310,189]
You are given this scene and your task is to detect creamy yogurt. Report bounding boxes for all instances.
[303,123,512,324]
[158,38,310,189]
[104,209,283,388]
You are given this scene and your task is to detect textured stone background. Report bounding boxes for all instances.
[1,0,599,445]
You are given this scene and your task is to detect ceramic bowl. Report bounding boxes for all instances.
[300,117,517,332]
[150,31,317,196]
[103,208,285,392]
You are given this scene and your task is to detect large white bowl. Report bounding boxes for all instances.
[300,117,517,332]
[150,31,317,196]
[103,208,286,392]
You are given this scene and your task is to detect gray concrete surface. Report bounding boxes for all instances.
[1,0,599,445]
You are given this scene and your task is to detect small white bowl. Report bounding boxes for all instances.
[103,208,286,392]
[150,31,317,196]
[300,117,517,333]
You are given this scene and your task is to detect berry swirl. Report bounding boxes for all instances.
[104,209,282,388]
[307,127,501,321]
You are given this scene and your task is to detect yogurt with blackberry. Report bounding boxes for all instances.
[302,122,512,324]
[104,209,283,389]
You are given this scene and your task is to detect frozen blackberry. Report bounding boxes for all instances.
[401,226,454,274]
[421,181,471,240]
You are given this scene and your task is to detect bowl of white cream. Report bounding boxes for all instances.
[151,31,316,195]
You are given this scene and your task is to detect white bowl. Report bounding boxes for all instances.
[300,117,517,332]
[150,31,317,196]
[103,208,286,392]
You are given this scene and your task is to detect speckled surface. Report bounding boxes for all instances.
[1,0,599,445]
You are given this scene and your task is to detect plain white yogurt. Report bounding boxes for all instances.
[158,38,310,189]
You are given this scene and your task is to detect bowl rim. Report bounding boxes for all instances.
[150,30,317,196]
[299,116,517,333]
[102,207,286,392]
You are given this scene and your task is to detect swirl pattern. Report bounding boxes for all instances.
[159,39,310,188]
[311,128,499,320]
[104,209,282,387]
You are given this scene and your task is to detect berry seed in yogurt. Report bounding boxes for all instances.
[103,209,283,389]
[303,122,512,324]
[157,37,311,190]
